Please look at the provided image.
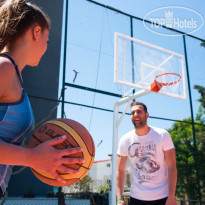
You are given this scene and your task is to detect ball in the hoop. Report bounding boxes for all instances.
[27,118,95,187]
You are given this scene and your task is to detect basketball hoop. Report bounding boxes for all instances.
[151,73,181,92]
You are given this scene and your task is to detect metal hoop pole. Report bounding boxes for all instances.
[111,89,150,205]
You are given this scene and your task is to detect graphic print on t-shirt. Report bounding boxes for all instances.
[128,142,160,183]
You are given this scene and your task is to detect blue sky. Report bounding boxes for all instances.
[57,0,205,160]
[94,0,205,38]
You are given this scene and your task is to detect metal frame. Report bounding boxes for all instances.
[60,0,204,204]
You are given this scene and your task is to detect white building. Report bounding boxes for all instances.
[62,159,112,193]
[89,159,112,192]
[63,157,132,194]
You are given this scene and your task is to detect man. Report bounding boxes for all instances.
[116,102,177,205]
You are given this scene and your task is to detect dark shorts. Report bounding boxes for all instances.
[129,197,168,205]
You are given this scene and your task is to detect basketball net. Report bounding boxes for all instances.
[151,73,181,92]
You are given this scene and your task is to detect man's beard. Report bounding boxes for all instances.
[132,117,147,129]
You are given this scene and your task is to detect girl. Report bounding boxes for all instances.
[0,0,84,197]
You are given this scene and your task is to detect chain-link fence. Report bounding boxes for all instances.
[2,0,204,204]
[58,0,205,204]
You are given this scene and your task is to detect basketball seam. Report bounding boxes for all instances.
[32,134,43,143]
[46,120,94,157]
[56,119,95,156]
[45,123,78,149]
[32,168,80,182]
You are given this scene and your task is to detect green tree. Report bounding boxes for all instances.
[194,85,205,111]
[74,175,94,192]
[168,106,205,200]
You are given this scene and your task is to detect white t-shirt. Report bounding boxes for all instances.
[117,126,174,201]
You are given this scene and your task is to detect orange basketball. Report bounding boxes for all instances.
[27,118,95,187]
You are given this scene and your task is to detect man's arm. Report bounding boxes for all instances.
[164,148,177,205]
[116,155,127,204]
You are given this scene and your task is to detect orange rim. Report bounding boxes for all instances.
[154,73,181,86]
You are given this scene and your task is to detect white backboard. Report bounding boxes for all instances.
[114,32,187,100]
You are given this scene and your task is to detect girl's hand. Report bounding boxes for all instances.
[30,135,84,184]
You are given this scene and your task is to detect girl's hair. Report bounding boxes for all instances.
[0,0,50,51]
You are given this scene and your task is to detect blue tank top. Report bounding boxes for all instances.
[0,54,35,193]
